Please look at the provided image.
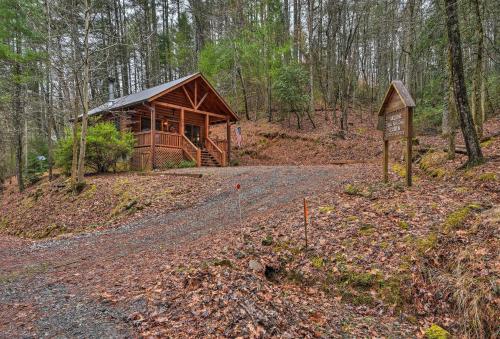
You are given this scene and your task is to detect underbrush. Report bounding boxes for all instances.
[0,171,217,239]
[164,160,196,169]
[414,220,498,337]
[411,192,497,337]
[414,105,442,135]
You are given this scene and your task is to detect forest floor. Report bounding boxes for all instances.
[210,108,452,166]
[0,115,498,337]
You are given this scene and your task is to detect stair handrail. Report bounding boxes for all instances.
[181,134,201,167]
[205,137,226,166]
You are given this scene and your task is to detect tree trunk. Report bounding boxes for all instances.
[293,0,300,61]
[295,112,302,129]
[404,0,415,96]
[442,83,457,160]
[444,0,483,166]
[471,0,483,138]
[267,71,272,122]
[71,75,80,183]
[45,0,53,181]
[237,67,250,120]
[307,0,315,128]
[13,35,24,192]
[76,0,92,186]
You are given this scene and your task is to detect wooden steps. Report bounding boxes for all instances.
[200,149,220,167]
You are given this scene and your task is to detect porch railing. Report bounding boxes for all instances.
[206,137,226,167]
[135,131,234,167]
[181,135,201,167]
[156,131,181,147]
[136,131,182,148]
[215,139,228,154]
[135,131,151,147]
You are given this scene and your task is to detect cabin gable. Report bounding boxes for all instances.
[147,74,237,123]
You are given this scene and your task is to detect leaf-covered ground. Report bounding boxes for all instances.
[133,130,499,338]
[0,172,224,238]
[0,116,498,337]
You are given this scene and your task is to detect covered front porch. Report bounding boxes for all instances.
[129,103,231,170]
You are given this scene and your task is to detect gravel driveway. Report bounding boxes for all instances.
[0,164,373,338]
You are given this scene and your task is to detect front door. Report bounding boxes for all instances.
[185,124,201,147]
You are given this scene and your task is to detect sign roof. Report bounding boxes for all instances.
[377,80,415,116]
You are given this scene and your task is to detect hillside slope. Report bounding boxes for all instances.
[0,117,498,337]
[212,111,500,166]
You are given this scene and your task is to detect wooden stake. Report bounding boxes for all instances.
[383,140,389,183]
[226,118,231,165]
[303,198,308,251]
[236,184,242,239]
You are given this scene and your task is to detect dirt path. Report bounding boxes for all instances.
[0,165,374,338]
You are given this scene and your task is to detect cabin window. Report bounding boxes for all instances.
[140,117,162,132]
[141,117,150,131]
[168,122,179,133]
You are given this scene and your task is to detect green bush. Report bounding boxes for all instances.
[178,160,196,168]
[274,62,310,128]
[26,136,49,185]
[55,122,135,174]
[414,104,442,135]
[164,159,196,169]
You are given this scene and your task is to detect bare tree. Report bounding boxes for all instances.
[76,0,93,187]
[444,0,483,165]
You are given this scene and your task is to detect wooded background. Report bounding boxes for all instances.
[0,0,498,185]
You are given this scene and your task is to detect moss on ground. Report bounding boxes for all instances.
[416,232,438,254]
[425,324,450,339]
[111,191,139,217]
[31,223,68,239]
[318,205,335,214]
[330,268,410,308]
[80,183,97,200]
[358,223,376,236]
[261,235,273,246]
[212,258,233,267]
[0,217,8,231]
[419,151,448,178]
[311,256,325,269]
[478,172,497,181]
[480,138,495,148]
[273,240,301,255]
[0,218,68,239]
[344,184,372,198]
[441,204,481,232]
[344,184,361,195]
[398,220,410,230]
[392,163,406,178]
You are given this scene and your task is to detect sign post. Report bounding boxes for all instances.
[377,81,415,186]
[303,198,308,251]
[235,183,242,227]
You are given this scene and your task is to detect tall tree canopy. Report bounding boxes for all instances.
[0,0,498,189]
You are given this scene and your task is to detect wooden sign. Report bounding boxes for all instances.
[377,81,415,186]
[384,108,406,140]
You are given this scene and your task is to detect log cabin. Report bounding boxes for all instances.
[87,73,239,170]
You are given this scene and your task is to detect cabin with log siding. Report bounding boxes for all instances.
[87,73,238,170]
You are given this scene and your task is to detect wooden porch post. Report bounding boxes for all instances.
[226,118,231,165]
[150,103,156,170]
[204,114,209,142]
[180,108,185,135]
